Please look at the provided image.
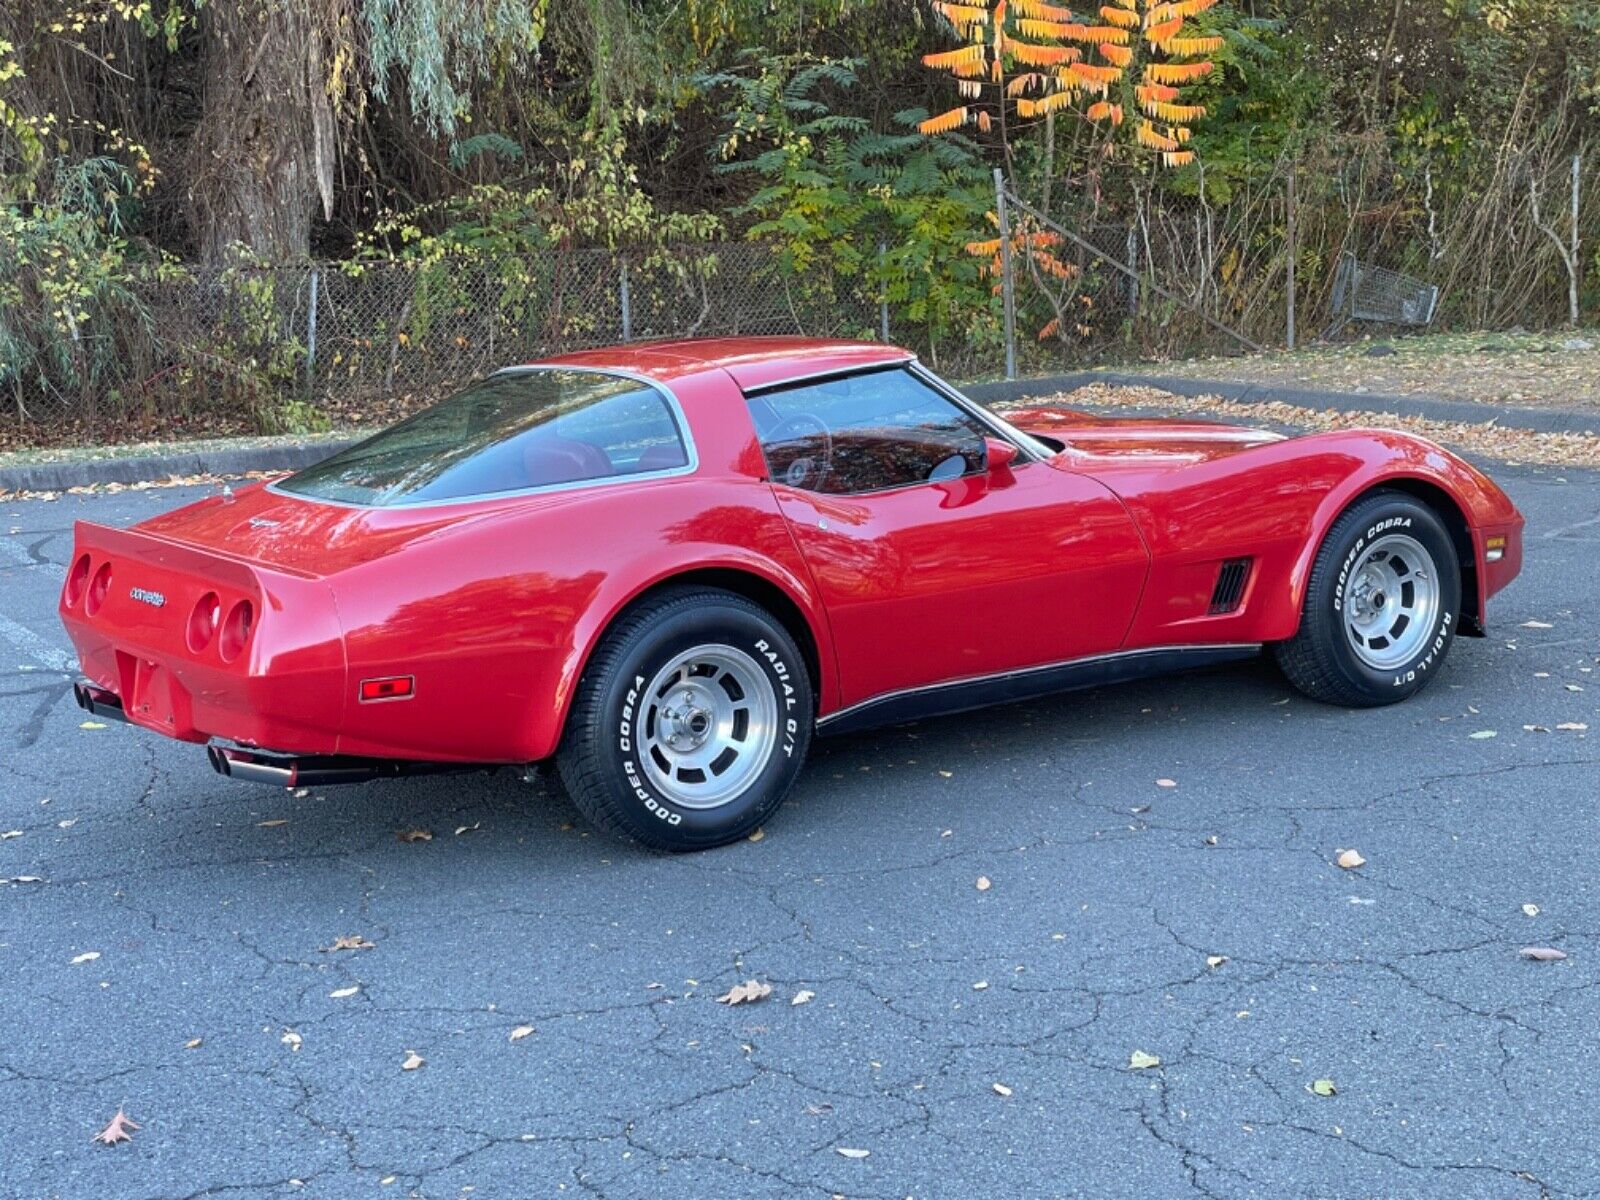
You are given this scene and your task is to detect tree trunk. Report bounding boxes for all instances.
[187,0,332,264]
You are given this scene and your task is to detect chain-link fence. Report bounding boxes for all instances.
[3,145,1592,442]
[7,241,880,437]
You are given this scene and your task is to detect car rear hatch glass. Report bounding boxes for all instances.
[276,368,690,506]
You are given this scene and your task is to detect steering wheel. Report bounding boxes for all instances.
[768,412,834,491]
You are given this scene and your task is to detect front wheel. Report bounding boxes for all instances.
[1274,491,1462,707]
[556,588,813,850]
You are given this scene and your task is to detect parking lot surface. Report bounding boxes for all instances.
[2,461,1596,1199]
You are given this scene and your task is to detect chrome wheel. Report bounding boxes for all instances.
[638,644,779,810]
[1342,533,1440,671]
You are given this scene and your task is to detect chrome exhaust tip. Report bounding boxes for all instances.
[74,682,129,723]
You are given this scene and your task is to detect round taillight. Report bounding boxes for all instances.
[187,591,221,653]
[219,599,254,662]
[85,562,113,615]
[65,554,92,607]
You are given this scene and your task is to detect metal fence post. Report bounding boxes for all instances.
[1285,162,1297,350]
[305,266,320,397]
[994,167,1017,380]
[1570,152,1582,328]
[878,241,890,343]
[619,259,633,342]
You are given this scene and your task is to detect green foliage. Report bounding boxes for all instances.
[362,0,550,136]
[698,55,1000,360]
[0,158,150,417]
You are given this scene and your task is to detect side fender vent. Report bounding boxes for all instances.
[1209,557,1253,614]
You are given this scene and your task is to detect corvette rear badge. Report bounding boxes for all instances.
[129,587,167,608]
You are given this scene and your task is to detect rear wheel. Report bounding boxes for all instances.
[1274,491,1462,707]
[556,588,813,850]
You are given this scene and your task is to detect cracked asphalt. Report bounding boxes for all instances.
[2,461,1596,1200]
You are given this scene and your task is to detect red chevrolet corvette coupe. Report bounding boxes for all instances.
[61,337,1524,849]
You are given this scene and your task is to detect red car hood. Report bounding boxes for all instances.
[131,480,472,576]
[1007,406,1285,470]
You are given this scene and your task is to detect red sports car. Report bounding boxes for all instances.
[60,338,1524,849]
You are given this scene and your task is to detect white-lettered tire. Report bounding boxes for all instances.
[556,587,813,850]
[1274,491,1462,707]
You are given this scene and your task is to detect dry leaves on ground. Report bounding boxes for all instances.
[1310,1079,1338,1097]
[401,1051,426,1070]
[791,990,815,1006]
[396,828,433,843]
[1520,946,1569,962]
[1017,384,1600,469]
[975,876,992,892]
[92,1110,140,1146]
[1129,1050,1161,1070]
[836,1147,870,1159]
[319,935,374,952]
[509,1025,535,1041]
[1336,849,1366,869]
[716,980,773,1006]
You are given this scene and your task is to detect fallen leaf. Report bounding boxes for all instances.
[1,830,21,839]
[319,934,375,952]
[1522,904,1540,917]
[791,990,815,1006]
[92,1109,140,1146]
[396,828,433,843]
[185,1038,203,1049]
[938,770,953,778]
[975,876,992,892]
[79,721,106,730]
[329,986,359,999]
[1556,722,1589,732]
[992,1082,1013,1096]
[835,1147,870,1159]
[257,819,289,828]
[1468,730,1497,740]
[805,1102,833,1116]
[1520,946,1568,962]
[71,951,100,964]
[1203,835,1219,846]
[747,827,765,843]
[281,1030,303,1052]
[401,1050,425,1070]
[1310,1078,1337,1097]
[716,980,773,1006]
[1156,778,1177,788]
[1206,955,1228,968]
[1565,683,1585,692]
[1335,848,1366,870]
[1131,805,1151,815]
[1129,1050,1161,1070]
[453,822,482,836]
[1520,620,1554,629]
[1523,724,1550,733]
[973,980,989,990]
[509,1025,535,1041]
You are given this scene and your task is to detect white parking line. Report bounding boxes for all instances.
[0,611,76,674]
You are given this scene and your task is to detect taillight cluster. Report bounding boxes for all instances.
[63,554,114,615]
[62,553,254,662]
[189,591,254,662]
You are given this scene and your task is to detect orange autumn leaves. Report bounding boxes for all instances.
[920,0,1220,168]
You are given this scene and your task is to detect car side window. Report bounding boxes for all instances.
[747,368,991,495]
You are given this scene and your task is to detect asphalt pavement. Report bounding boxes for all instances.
[2,460,1596,1200]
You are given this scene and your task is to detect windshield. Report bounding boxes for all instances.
[277,369,690,506]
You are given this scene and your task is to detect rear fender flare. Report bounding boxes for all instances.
[538,551,835,761]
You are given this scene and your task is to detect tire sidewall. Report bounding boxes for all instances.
[594,602,812,847]
[1320,498,1461,699]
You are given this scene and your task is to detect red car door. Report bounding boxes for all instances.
[745,367,1148,711]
